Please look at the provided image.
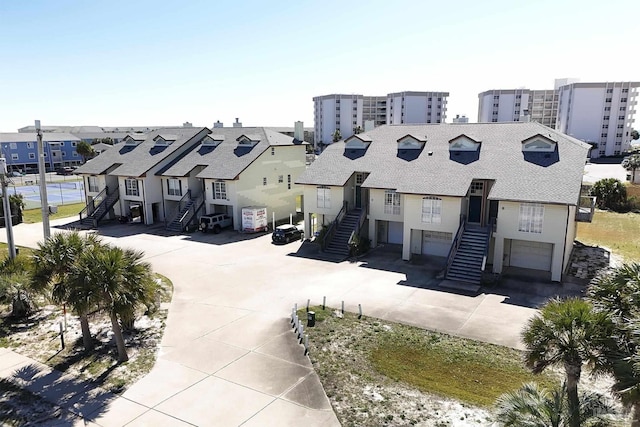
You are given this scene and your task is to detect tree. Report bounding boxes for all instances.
[587,263,640,426]
[0,255,36,318]
[31,232,103,351]
[495,382,615,427]
[68,244,158,362]
[590,178,628,211]
[521,298,614,427]
[353,125,363,135]
[332,129,342,143]
[623,154,640,183]
[75,140,95,162]
[631,129,639,141]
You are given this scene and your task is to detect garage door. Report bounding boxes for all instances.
[510,240,552,271]
[422,231,452,257]
[388,221,404,244]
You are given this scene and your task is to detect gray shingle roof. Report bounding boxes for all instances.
[297,122,590,205]
[159,128,302,179]
[0,133,80,143]
[74,128,208,177]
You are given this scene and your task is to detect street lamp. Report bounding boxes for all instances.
[35,120,50,239]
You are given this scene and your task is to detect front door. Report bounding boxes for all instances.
[469,196,482,223]
[355,186,362,208]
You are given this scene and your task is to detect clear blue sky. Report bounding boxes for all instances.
[1,0,638,132]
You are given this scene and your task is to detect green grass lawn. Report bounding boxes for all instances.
[300,306,558,425]
[577,210,640,262]
[21,203,85,224]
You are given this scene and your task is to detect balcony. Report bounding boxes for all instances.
[576,195,596,222]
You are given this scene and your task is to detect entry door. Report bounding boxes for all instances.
[355,186,362,208]
[468,196,482,223]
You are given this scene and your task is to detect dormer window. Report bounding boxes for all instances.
[397,134,427,150]
[153,134,177,146]
[521,134,557,153]
[123,134,145,146]
[236,135,260,147]
[449,134,481,152]
[203,134,224,146]
[344,134,372,149]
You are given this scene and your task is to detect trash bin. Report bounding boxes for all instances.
[307,311,316,327]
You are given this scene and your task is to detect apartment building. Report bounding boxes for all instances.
[478,79,639,158]
[556,82,638,157]
[313,91,449,147]
[386,91,449,125]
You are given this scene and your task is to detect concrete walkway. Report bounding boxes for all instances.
[0,218,565,426]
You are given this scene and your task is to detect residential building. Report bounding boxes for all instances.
[0,133,82,172]
[297,122,594,283]
[75,127,307,231]
[478,80,639,158]
[313,91,449,147]
[452,115,469,123]
[313,94,363,147]
[556,82,639,157]
[386,91,449,125]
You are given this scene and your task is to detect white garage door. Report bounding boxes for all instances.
[510,240,552,271]
[388,221,404,244]
[422,231,452,257]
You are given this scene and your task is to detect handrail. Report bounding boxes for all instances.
[347,208,367,246]
[481,217,495,272]
[79,185,108,221]
[180,194,204,227]
[322,200,348,251]
[166,189,192,226]
[445,214,466,277]
[576,195,597,222]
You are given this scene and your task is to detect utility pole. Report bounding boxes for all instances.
[35,120,51,239]
[0,158,17,259]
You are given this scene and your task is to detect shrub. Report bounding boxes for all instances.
[590,178,628,212]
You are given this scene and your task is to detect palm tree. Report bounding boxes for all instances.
[495,382,615,427]
[623,154,640,183]
[332,129,342,143]
[587,263,640,426]
[69,244,157,362]
[522,298,614,427]
[31,232,103,351]
[0,256,35,318]
[75,140,95,162]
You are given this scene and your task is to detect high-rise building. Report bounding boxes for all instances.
[313,91,449,147]
[386,91,448,125]
[478,79,639,158]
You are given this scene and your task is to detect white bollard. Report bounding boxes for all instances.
[304,335,309,355]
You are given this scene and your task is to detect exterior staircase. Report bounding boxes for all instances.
[445,226,490,285]
[165,192,204,233]
[324,208,362,258]
[79,186,119,228]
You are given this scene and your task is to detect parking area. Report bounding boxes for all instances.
[1,218,576,426]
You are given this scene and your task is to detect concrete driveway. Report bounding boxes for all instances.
[0,218,557,426]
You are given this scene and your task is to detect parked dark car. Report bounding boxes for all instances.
[272,224,303,244]
[56,167,74,175]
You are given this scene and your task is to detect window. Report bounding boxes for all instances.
[71,142,77,147]
[619,116,626,120]
[88,176,99,193]
[518,203,544,233]
[622,88,629,93]
[29,153,35,159]
[604,116,610,120]
[43,152,47,157]
[60,141,65,146]
[601,133,608,138]
[27,142,33,149]
[62,152,67,157]
[125,178,139,196]
[11,153,18,160]
[355,173,364,185]
[606,98,612,102]
[384,190,400,215]
[263,177,267,186]
[278,175,283,183]
[607,88,613,93]
[493,95,499,100]
[72,152,78,157]
[621,98,627,102]
[422,197,442,224]
[493,103,499,107]
[167,178,182,196]
[287,174,291,190]
[9,143,17,149]
[604,107,611,111]
[317,186,331,208]
[271,147,275,156]
[620,107,626,111]
[213,181,226,199]
[602,124,609,129]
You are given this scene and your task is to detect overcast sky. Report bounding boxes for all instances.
[1,0,638,132]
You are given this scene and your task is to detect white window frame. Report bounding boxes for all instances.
[29,153,35,160]
[9,143,17,150]
[422,197,442,224]
[213,181,227,199]
[167,178,182,196]
[11,153,18,160]
[518,203,544,233]
[27,142,34,149]
[125,178,139,197]
[384,190,401,215]
[88,176,99,193]
[317,186,331,209]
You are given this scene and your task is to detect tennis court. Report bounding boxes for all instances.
[9,181,86,210]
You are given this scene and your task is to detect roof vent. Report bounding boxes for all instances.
[428,151,433,156]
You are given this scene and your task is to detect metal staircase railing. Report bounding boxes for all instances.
[79,186,108,222]
[321,201,348,251]
[445,214,466,278]
[165,189,192,227]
